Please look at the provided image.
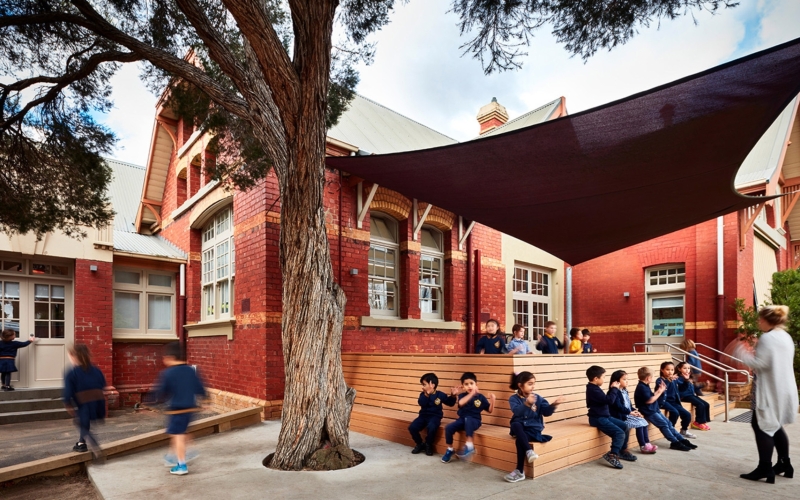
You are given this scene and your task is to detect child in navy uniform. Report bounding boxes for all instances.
[656,361,696,439]
[442,372,495,463]
[409,373,459,456]
[585,365,637,469]
[154,342,206,475]
[582,330,597,353]
[504,371,565,482]
[675,361,711,431]
[633,367,695,452]
[475,319,506,354]
[63,344,106,453]
[1,329,36,391]
[536,321,564,354]
[607,370,656,454]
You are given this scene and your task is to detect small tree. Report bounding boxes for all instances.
[733,297,761,343]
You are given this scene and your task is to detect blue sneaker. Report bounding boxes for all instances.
[456,446,475,461]
[170,463,188,475]
[165,450,199,467]
[441,449,454,463]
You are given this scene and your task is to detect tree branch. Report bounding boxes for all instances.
[0,50,141,131]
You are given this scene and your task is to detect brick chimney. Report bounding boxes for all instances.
[477,97,509,135]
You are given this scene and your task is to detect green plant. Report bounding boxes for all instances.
[733,298,761,343]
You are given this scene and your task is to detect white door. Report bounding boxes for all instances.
[646,294,685,347]
[26,281,72,387]
[1,279,25,386]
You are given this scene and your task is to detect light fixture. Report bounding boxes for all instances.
[350,268,358,275]
[90,265,98,272]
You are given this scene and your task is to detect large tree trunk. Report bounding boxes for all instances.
[268,0,355,471]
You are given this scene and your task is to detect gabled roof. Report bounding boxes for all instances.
[735,96,799,189]
[327,94,457,154]
[106,159,186,260]
[478,97,566,138]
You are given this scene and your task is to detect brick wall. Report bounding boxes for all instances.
[74,260,113,381]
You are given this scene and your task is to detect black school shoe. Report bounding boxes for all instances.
[681,439,698,449]
[73,442,88,453]
[411,443,425,454]
[425,444,433,456]
[618,450,638,462]
[670,442,691,451]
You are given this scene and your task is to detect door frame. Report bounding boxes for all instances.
[646,292,686,346]
[24,278,74,388]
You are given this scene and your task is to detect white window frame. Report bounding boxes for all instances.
[201,207,235,322]
[419,226,444,320]
[112,267,176,340]
[645,264,686,343]
[368,212,400,317]
[511,264,551,341]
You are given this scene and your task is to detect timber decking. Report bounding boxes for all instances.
[345,352,722,478]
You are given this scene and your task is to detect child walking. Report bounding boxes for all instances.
[656,361,697,438]
[675,361,711,430]
[504,371,565,482]
[1,329,36,390]
[154,342,206,475]
[634,367,695,452]
[506,325,532,355]
[442,372,495,463]
[607,370,656,454]
[63,344,107,453]
[408,373,458,456]
[585,365,637,469]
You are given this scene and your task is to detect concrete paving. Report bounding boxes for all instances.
[88,409,798,500]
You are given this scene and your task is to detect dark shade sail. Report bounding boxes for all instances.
[327,38,800,265]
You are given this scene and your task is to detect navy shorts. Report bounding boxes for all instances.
[166,413,192,435]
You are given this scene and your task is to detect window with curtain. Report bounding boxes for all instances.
[112,268,175,338]
[201,206,235,321]
[419,226,443,320]
[368,213,399,317]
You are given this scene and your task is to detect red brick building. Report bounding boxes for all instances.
[571,95,800,356]
[2,93,568,412]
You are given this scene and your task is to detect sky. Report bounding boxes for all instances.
[102,0,800,166]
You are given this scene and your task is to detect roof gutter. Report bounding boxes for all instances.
[112,250,187,264]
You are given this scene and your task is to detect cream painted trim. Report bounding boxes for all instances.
[327,136,359,153]
[189,190,233,229]
[112,251,186,264]
[112,333,178,342]
[176,126,205,159]
[186,319,235,340]
[754,219,786,249]
[170,179,221,221]
[360,317,463,330]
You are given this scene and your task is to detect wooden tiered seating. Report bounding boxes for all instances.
[344,352,676,478]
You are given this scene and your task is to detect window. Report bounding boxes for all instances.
[113,268,175,337]
[1,280,21,335]
[201,207,235,321]
[419,227,443,320]
[511,265,551,341]
[368,213,399,316]
[646,265,686,341]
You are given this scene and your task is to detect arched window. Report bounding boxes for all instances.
[419,226,444,320]
[368,213,399,316]
[202,206,235,321]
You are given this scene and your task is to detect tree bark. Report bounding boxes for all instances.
[267,0,355,470]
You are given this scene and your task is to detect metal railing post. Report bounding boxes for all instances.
[724,372,730,422]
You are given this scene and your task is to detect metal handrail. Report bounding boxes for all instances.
[632,342,751,422]
[694,342,748,367]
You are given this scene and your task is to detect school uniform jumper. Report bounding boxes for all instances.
[608,387,650,447]
[582,342,594,354]
[506,338,531,355]
[656,376,691,430]
[536,335,563,354]
[675,376,710,423]
[408,391,457,446]
[633,381,682,443]
[445,393,490,445]
[475,334,506,354]
[155,364,206,435]
[586,383,629,455]
[63,365,107,446]
[686,349,703,376]
[0,339,31,387]
[509,393,556,472]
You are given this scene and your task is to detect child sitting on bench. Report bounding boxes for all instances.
[585,365,637,469]
[408,372,459,456]
[441,372,495,463]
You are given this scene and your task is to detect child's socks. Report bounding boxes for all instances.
[465,442,474,451]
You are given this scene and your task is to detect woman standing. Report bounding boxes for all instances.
[735,305,798,483]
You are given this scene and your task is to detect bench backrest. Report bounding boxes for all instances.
[343,352,672,427]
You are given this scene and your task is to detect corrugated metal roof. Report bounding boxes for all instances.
[478,97,563,138]
[105,158,186,260]
[112,231,186,259]
[734,97,797,188]
[327,94,457,154]
[105,158,146,233]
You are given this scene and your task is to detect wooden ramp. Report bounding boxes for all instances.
[344,352,714,478]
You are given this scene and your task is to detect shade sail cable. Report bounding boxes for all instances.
[327,37,800,264]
